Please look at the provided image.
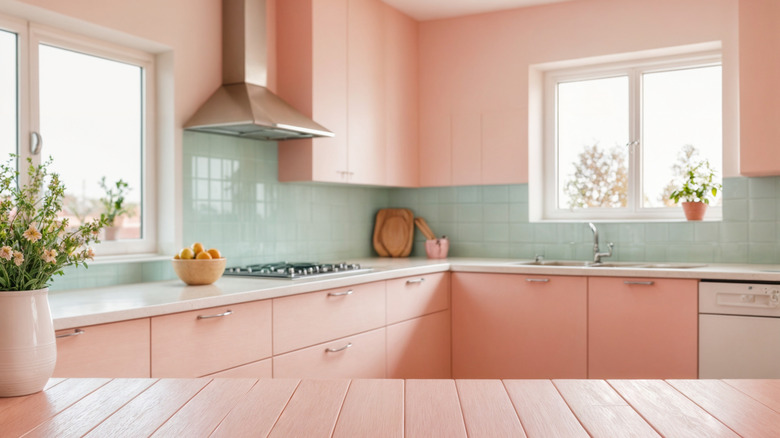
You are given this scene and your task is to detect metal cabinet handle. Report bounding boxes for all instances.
[56,329,84,339]
[406,278,425,285]
[624,281,654,286]
[197,309,233,319]
[30,131,43,155]
[325,342,352,353]
[526,278,550,283]
[328,290,353,297]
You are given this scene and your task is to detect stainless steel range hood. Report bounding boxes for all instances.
[185,0,333,141]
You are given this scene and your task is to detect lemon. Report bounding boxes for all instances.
[207,248,221,259]
[196,251,212,259]
[173,253,180,260]
[192,242,205,255]
[180,247,195,260]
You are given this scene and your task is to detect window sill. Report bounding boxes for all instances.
[88,253,171,265]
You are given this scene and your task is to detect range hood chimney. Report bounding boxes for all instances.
[185,0,333,140]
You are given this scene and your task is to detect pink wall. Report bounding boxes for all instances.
[419,0,740,182]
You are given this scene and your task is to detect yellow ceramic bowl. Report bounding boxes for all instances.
[172,257,227,285]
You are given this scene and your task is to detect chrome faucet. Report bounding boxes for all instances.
[588,222,613,264]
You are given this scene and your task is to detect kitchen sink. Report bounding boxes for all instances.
[515,260,707,269]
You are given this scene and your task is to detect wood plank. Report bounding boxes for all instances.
[724,379,780,413]
[455,379,526,437]
[0,378,109,437]
[332,379,404,438]
[268,379,350,438]
[85,378,209,437]
[0,379,65,417]
[210,379,300,438]
[668,379,780,437]
[609,380,738,438]
[503,380,589,438]
[553,380,660,438]
[25,378,156,438]
[405,380,467,438]
[152,378,256,437]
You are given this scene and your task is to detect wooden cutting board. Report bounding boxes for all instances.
[373,208,414,257]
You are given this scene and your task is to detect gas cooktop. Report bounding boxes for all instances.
[224,261,371,279]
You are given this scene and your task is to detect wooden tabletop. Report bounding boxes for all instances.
[1,378,779,437]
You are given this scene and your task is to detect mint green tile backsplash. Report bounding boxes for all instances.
[49,132,780,291]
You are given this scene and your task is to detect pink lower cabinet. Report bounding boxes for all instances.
[273,328,386,378]
[588,277,698,379]
[54,318,150,378]
[386,272,449,325]
[387,310,451,378]
[205,358,272,378]
[452,273,587,379]
[151,300,272,377]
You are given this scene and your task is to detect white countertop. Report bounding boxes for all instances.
[50,257,780,329]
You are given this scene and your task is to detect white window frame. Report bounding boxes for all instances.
[2,17,157,255]
[540,50,723,222]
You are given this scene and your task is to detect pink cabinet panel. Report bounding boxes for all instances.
[588,277,698,379]
[387,310,451,379]
[451,113,482,186]
[205,358,272,378]
[418,111,452,186]
[273,327,386,378]
[452,272,587,379]
[386,272,449,324]
[54,318,150,378]
[482,110,525,184]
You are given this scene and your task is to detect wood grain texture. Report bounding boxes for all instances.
[668,379,780,437]
[553,380,660,438]
[25,378,155,438]
[54,318,151,378]
[151,300,272,377]
[272,281,386,355]
[609,380,738,437]
[405,379,467,438]
[503,380,589,438]
[456,379,526,437]
[332,379,404,438]
[0,378,109,437]
[268,379,350,438]
[387,310,451,379]
[386,272,449,324]
[85,378,209,437]
[205,358,272,378]
[210,379,300,438]
[724,379,780,413]
[372,208,414,257]
[151,378,257,437]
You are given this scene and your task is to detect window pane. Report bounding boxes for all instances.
[642,65,722,208]
[0,30,16,161]
[557,76,629,209]
[39,44,143,240]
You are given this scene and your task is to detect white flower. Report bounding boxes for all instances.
[22,224,42,242]
[83,247,95,260]
[42,248,57,264]
[0,246,11,261]
[13,251,23,266]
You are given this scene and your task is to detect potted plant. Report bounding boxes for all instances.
[99,177,130,240]
[669,160,722,221]
[0,156,107,397]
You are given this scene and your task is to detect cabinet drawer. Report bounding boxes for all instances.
[205,358,272,378]
[386,272,449,324]
[387,310,451,379]
[54,319,150,378]
[151,300,272,377]
[273,281,386,354]
[273,327,386,378]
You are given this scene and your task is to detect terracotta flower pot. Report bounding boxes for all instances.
[0,288,57,397]
[681,201,708,221]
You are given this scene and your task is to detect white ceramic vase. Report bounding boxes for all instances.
[0,288,57,397]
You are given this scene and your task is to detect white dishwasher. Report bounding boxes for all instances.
[699,281,780,378]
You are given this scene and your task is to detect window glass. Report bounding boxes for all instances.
[38,43,143,239]
[0,30,16,161]
[642,65,722,208]
[557,75,629,209]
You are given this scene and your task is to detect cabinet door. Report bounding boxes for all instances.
[588,277,698,379]
[387,310,450,378]
[205,358,272,378]
[54,319,150,378]
[273,327,386,378]
[386,272,449,324]
[151,300,272,377]
[452,272,587,379]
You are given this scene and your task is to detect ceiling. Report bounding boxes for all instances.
[382,0,577,21]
